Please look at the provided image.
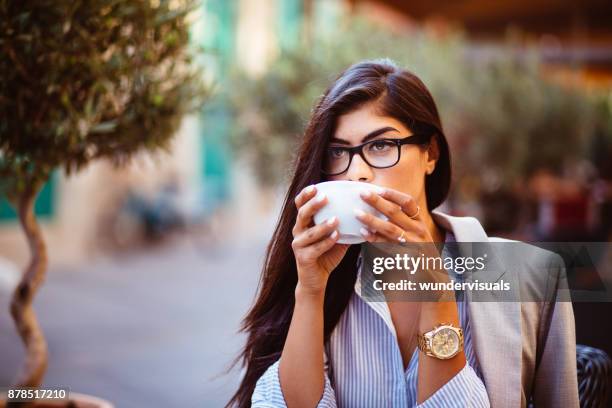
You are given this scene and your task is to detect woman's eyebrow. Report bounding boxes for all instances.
[330,126,399,145]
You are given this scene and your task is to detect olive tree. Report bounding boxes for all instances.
[0,0,208,389]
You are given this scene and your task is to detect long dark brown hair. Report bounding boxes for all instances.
[227,58,451,407]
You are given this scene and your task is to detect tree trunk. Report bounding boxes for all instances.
[10,181,49,390]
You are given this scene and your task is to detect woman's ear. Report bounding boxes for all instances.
[425,136,440,175]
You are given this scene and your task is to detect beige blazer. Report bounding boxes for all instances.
[432,210,579,408]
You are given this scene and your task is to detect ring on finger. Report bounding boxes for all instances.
[405,205,420,220]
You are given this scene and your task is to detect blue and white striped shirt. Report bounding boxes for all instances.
[252,232,490,407]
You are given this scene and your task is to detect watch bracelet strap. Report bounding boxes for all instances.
[416,332,430,354]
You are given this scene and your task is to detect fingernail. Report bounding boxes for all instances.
[305,185,315,194]
[327,216,337,226]
[330,230,338,239]
[354,208,366,218]
[360,227,370,237]
[316,193,327,202]
[360,190,372,199]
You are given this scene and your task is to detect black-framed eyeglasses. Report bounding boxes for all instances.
[321,133,432,176]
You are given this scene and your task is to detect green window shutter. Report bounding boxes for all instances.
[200,0,237,71]
[201,100,231,203]
[278,0,303,50]
[197,0,237,204]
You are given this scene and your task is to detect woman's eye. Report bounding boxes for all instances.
[369,140,393,152]
[328,147,346,159]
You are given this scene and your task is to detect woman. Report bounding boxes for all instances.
[228,59,578,407]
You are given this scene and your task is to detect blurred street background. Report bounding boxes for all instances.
[1,0,612,406]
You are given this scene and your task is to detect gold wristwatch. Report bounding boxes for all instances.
[417,323,464,359]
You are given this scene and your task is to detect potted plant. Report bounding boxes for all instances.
[0,1,208,406]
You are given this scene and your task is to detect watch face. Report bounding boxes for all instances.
[431,327,460,359]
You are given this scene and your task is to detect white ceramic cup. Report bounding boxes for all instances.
[312,180,388,244]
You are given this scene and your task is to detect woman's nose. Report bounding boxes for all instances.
[346,154,373,182]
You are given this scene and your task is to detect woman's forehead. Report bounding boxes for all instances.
[334,104,409,143]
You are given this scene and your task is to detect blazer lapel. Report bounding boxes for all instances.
[432,210,523,408]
